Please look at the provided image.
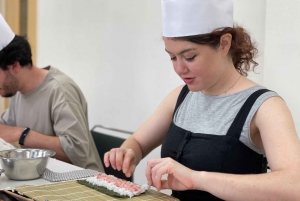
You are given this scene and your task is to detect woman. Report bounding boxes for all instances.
[104,0,300,200]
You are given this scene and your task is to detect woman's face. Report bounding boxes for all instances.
[164,37,227,92]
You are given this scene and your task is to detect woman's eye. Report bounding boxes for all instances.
[185,55,196,61]
[170,57,176,61]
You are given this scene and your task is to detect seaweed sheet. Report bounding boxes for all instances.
[77,179,128,198]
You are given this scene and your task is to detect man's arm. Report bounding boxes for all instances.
[0,123,71,163]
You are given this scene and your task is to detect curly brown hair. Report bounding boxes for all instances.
[170,25,258,76]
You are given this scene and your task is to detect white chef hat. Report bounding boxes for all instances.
[161,0,233,37]
[0,14,15,51]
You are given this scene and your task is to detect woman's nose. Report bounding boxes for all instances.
[174,60,187,74]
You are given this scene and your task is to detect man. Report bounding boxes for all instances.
[0,14,103,172]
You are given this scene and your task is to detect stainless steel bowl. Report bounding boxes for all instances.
[0,168,4,177]
[0,148,56,180]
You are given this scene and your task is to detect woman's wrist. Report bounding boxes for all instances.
[192,171,207,191]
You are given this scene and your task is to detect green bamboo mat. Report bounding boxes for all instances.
[15,180,179,201]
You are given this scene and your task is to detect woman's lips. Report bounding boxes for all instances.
[182,77,195,84]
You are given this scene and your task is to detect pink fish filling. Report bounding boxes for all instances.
[95,173,143,193]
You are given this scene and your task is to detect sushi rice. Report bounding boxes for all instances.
[85,175,149,198]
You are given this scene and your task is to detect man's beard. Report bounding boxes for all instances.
[1,92,16,98]
[1,72,19,97]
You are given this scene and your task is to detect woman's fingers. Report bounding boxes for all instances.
[123,150,135,177]
[146,159,160,185]
[146,158,170,190]
[109,148,119,169]
[103,148,137,178]
[105,148,131,170]
[161,179,170,190]
[115,149,125,171]
[152,160,171,191]
[124,163,135,178]
[103,151,110,167]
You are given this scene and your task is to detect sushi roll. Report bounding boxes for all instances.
[78,173,149,198]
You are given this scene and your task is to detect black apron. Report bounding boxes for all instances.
[161,85,269,201]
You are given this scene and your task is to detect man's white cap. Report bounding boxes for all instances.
[161,0,233,37]
[0,14,15,51]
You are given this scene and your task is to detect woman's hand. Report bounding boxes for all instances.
[146,157,196,191]
[103,148,137,177]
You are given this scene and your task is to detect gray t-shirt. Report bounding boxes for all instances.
[0,66,103,171]
[174,85,279,155]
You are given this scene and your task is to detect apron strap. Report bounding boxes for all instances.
[226,89,270,138]
[173,85,190,118]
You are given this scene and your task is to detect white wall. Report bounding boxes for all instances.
[37,0,181,192]
[264,0,300,134]
[233,0,266,84]
[36,0,300,192]
[37,0,181,131]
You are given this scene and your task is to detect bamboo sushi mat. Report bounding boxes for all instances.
[14,180,179,201]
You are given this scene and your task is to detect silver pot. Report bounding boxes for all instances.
[0,149,56,180]
[0,168,4,177]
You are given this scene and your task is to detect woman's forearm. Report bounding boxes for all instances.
[120,136,144,165]
[195,169,300,201]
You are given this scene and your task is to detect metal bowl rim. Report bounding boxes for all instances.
[0,148,56,160]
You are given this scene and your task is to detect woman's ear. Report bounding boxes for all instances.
[219,33,232,56]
